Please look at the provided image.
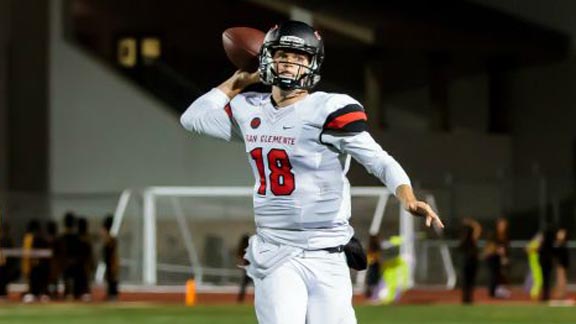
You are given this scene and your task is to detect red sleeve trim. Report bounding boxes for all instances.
[224,103,233,118]
[325,111,367,130]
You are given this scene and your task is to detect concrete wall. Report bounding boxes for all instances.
[508,58,576,211]
[384,74,489,133]
[456,0,576,225]
[49,0,251,197]
[48,0,252,219]
[450,74,490,134]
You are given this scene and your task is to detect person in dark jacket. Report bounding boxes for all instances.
[460,218,481,304]
[101,215,119,301]
[22,220,50,302]
[45,221,60,299]
[236,233,252,303]
[0,222,18,300]
[77,217,94,301]
[365,235,382,299]
[538,228,556,301]
[483,218,511,299]
[57,212,82,300]
[554,228,569,300]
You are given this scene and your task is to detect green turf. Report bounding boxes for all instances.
[0,303,574,323]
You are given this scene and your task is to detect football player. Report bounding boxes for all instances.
[181,20,443,324]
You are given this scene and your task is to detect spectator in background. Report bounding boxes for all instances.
[539,228,556,302]
[22,219,49,302]
[45,221,60,299]
[0,224,8,300]
[483,232,505,298]
[35,224,52,302]
[0,254,5,301]
[57,212,81,300]
[101,215,119,301]
[525,233,543,300]
[483,218,511,299]
[375,235,409,304]
[364,235,381,299]
[77,217,94,301]
[495,218,511,295]
[554,228,570,300]
[459,218,481,304]
[21,220,37,295]
[483,232,499,298]
[236,233,252,303]
[0,222,17,301]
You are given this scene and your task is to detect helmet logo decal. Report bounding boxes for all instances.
[280,35,305,45]
[250,117,262,129]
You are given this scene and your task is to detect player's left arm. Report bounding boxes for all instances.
[320,99,444,229]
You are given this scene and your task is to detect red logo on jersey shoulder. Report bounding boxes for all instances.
[250,117,261,129]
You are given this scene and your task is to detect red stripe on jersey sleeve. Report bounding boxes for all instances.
[325,111,367,130]
[224,103,233,118]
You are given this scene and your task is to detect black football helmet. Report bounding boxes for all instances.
[259,21,325,90]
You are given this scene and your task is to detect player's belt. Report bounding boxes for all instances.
[321,245,345,253]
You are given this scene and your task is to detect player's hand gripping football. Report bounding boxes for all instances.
[232,70,260,89]
[218,70,260,99]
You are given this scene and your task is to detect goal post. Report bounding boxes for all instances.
[99,186,455,290]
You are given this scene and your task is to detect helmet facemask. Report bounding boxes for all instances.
[260,47,320,90]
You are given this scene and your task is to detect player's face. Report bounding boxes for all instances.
[273,49,311,80]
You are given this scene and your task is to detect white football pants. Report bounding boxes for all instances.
[253,249,357,324]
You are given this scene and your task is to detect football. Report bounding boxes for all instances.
[222,27,265,72]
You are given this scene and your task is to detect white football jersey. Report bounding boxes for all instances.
[181,88,410,249]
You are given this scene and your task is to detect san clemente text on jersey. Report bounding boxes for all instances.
[245,134,296,145]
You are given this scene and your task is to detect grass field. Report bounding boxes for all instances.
[0,303,574,324]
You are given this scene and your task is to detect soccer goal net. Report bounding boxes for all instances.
[97,186,455,290]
